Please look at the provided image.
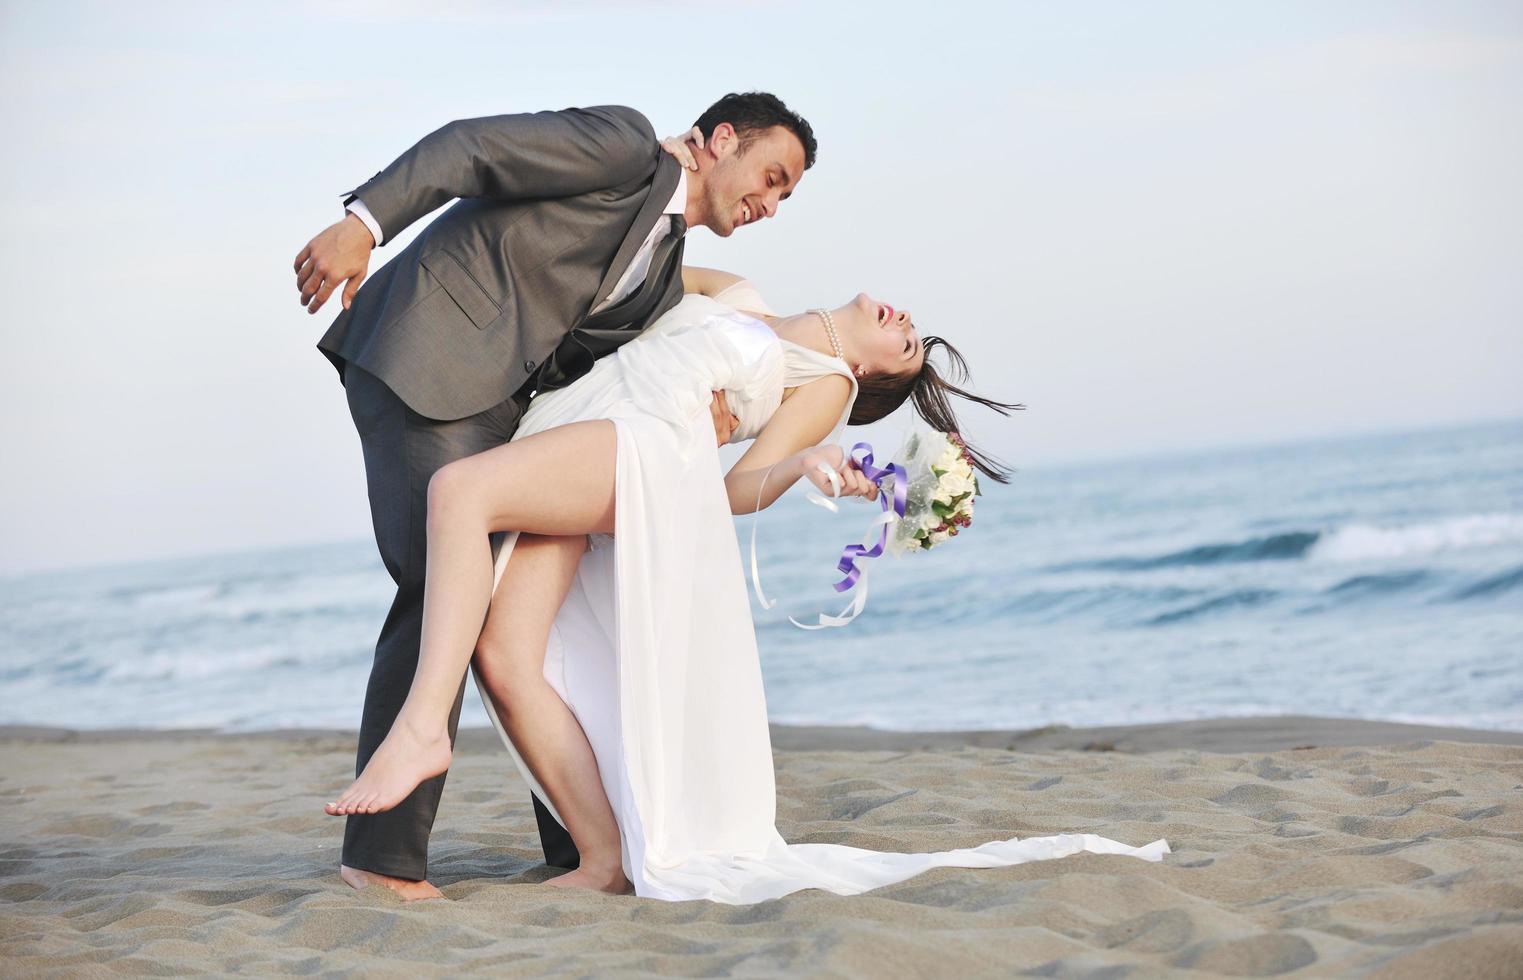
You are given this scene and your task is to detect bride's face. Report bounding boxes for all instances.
[830,293,926,380]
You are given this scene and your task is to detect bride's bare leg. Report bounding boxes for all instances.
[474,534,630,894]
[325,420,617,817]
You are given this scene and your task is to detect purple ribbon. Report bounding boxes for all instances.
[832,442,908,593]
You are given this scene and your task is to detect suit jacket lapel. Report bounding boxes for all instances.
[580,225,684,329]
[587,154,683,313]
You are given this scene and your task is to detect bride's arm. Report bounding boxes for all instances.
[681,266,746,298]
[724,375,876,515]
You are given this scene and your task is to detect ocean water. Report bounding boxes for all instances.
[2,419,1519,734]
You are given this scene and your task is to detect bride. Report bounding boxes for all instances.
[324,270,1168,903]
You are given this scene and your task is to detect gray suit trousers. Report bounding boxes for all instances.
[341,365,578,879]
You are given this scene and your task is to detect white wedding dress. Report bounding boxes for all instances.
[468,281,1168,903]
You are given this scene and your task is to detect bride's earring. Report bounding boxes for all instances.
[856,365,868,378]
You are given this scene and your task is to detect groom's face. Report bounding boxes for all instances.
[700,125,806,237]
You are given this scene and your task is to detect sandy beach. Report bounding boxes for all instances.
[2,718,1521,977]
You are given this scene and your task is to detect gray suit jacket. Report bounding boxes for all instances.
[318,104,687,421]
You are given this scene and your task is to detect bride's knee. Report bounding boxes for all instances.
[473,628,508,675]
[427,460,478,523]
[474,635,542,703]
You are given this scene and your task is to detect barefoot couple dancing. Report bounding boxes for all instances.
[296,92,1167,904]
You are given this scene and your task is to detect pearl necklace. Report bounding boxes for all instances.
[809,308,845,361]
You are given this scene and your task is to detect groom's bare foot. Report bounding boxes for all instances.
[324,723,452,816]
[545,864,633,895]
[340,864,444,902]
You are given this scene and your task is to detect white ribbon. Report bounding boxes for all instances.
[805,461,841,513]
[748,463,784,612]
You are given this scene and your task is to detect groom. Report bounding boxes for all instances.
[296,92,816,900]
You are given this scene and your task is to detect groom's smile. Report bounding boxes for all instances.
[736,192,772,228]
[731,187,777,231]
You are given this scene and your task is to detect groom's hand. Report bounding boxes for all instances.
[294,213,375,314]
[710,391,739,446]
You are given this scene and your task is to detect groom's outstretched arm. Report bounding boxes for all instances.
[294,105,657,314]
[349,105,657,242]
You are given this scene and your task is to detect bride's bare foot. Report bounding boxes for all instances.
[340,864,445,902]
[544,863,632,895]
[324,723,453,816]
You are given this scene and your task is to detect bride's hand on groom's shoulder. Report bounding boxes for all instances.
[797,446,880,503]
[293,213,375,315]
[660,127,704,172]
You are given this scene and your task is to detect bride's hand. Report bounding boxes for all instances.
[660,127,704,171]
[797,446,880,502]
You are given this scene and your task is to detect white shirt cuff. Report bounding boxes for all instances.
[346,200,384,247]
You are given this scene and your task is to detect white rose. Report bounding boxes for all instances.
[929,529,951,547]
[939,471,973,498]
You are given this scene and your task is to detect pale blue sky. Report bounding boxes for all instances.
[1,0,1520,574]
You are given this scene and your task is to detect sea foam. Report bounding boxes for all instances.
[1310,513,1523,563]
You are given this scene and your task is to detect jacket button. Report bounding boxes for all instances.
[524,360,536,372]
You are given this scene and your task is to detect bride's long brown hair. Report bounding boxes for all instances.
[850,336,1023,483]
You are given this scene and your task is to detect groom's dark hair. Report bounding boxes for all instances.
[694,92,817,170]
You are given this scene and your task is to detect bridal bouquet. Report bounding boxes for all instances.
[886,430,980,555]
[752,430,983,629]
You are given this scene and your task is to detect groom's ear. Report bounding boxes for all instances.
[708,122,740,160]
